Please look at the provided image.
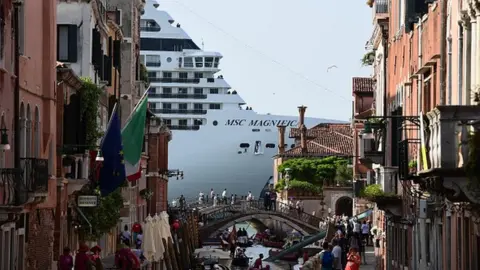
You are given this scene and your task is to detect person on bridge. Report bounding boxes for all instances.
[270,192,277,211]
[213,194,219,206]
[209,188,214,203]
[222,189,228,204]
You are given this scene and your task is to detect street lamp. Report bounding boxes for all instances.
[0,126,10,151]
[284,168,292,189]
[361,122,375,140]
[95,150,104,162]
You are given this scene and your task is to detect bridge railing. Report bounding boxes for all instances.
[198,199,324,230]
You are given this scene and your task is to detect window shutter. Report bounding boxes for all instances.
[103,55,112,86]
[404,0,415,33]
[98,50,104,80]
[113,40,121,69]
[56,25,60,61]
[92,29,101,67]
[67,25,78,62]
[108,36,113,56]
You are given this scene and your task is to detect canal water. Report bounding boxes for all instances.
[231,222,299,270]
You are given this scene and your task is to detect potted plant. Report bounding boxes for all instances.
[362,51,375,66]
[139,188,154,201]
[408,160,417,174]
[367,0,374,8]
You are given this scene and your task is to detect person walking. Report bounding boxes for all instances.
[318,241,334,270]
[222,188,228,204]
[331,239,343,270]
[58,247,74,270]
[345,247,361,270]
[270,191,277,211]
[361,221,370,246]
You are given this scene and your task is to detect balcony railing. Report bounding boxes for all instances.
[0,168,22,205]
[167,125,200,131]
[150,109,207,115]
[149,78,201,84]
[145,62,161,67]
[20,158,49,193]
[148,93,207,99]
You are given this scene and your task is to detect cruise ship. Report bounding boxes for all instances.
[140,1,344,200]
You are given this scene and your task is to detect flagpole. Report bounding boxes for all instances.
[100,103,118,147]
[121,86,151,132]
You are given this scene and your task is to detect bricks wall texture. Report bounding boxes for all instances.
[147,131,170,214]
[26,208,55,270]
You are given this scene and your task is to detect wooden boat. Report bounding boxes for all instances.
[268,249,298,261]
[262,240,284,249]
[232,256,250,267]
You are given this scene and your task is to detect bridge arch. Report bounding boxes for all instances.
[207,213,310,238]
[335,196,353,216]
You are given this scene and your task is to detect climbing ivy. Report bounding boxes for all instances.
[140,64,150,87]
[466,131,480,185]
[360,184,397,199]
[77,184,124,241]
[79,77,103,148]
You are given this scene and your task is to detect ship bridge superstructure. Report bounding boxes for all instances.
[140,1,245,131]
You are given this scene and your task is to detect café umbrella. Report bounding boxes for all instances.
[153,214,165,261]
[160,211,172,240]
[142,215,156,261]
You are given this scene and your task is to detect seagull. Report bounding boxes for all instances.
[327,65,338,72]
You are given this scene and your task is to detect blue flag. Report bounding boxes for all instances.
[99,107,126,197]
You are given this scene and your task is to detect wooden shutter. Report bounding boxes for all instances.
[91,29,101,67]
[67,25,78,62]
[113,40,121,69]
[103,54,112,86]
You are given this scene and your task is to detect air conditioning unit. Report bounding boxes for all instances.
[121,94,132,100]
[115,9,123,27]
[123,37,132,43]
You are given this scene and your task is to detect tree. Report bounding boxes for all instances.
[277,156,350,187]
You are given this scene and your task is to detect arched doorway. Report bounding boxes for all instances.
[335,196,353,216]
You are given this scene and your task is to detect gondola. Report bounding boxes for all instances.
[268,249,298,261]
[262,240,284,249]
[232,256,250,267]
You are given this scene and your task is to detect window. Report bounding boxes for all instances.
[209,103,221,110]
[145,55,161,66]
[193,119,203,126]
[178,103,188,110]
[163,119,171,125]
[162,87,172,94]
[162,103,172,109]
[162,72,172,78]
[178,88,188,94]
[193,103,203,110]
[178,119,188,126]
[239,143,250,148]
[214,57,220,68]
[252,129,260,132]
[254,141,263,154]
[147,71,157,78]
[194,72,203,79]
[209,88,219,94]
[205,57,214,67]
[265,143,275,148]
[140,38,200,51]
[184,57,194,67]
[195,57,203,67]
[179,72,188,79]
[57,25,78,62]
[140,19,161,31]
[194,88,203,94]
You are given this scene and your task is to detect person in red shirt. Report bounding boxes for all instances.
[115,242,141,270]
[89,246,101,262]
[74,243,93,270]
[252,254,270,269]
[58,247,73,270]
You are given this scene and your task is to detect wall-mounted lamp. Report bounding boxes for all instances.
[361,122,375,140]
[95,150,104,162]
[0,125,10,151]
[284,168,292,189]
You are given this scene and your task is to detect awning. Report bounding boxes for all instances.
[356,208,373,220]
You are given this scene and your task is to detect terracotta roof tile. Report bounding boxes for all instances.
[352,77,374,94]
[280,124,353,158]
[289,123,352,138]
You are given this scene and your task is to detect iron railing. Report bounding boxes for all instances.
[20,158,49,193]
[0,168,22,205]
[148,93,207,99]
[398,139,409,180]
[150,109,207,115]
[375,0,389,14]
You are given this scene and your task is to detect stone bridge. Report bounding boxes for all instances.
[197,200,324,240]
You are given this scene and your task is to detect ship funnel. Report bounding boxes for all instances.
[278,125,286,154]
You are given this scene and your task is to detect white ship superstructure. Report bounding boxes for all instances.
[141,1,344,199]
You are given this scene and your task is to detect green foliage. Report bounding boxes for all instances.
[79,77,103,148]
[140,64,150,87]
[361,51,375,66]
[140,188,154,200]
[360,184,397,199]
[466,132,480,184]
[275,179,321,193]
[278,157,351,187]
[408,160,417,169]
[334,162,353,186]
[77,185,124,241]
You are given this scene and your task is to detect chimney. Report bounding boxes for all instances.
[278,125,286,154]
[300,125,307,153]
[298,106,307,127]
[298,106,308,153]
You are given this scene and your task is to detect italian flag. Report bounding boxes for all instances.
[122,95,148,181]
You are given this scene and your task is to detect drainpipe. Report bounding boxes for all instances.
[439,0,447,105]
[459,23,464,105]
[13,1,20,170]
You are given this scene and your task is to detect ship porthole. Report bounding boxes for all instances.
[166,57,172,63]
[213,120,218,126]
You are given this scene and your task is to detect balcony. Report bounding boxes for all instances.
[62,151,91,195]
[149,77,200,84]
[150,109,207,115]
[0,169,22,207]
[145,62,161,67]
[20,158,49,200]
[148,93,207,99]
[167,125,200,131]
[417,106,480,204]
[140,26,161,32]
[373,0,389,23]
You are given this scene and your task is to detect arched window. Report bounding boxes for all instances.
[26,104,32,157]
[34,107,40,157]
[20,103,26,157]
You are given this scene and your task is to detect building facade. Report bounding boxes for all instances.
[357,0,480,269]
[0,0,58,269]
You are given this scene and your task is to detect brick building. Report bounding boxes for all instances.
[357,0,480,269]
[0,0,58,269]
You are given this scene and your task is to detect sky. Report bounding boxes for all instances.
[157,0,373,121]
